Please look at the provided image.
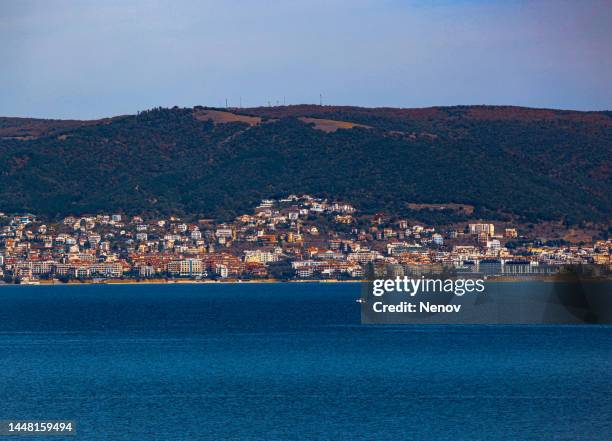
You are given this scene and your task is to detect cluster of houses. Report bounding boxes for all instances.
[0,195,609,284]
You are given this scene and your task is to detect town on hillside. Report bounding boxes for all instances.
[0,194,610,284]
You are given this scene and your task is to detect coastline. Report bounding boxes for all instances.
[0,278,364,286]
[3,274,608,287]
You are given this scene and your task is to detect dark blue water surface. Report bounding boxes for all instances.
[0,283,610,440]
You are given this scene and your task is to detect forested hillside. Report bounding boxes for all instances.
[0,105,610,224]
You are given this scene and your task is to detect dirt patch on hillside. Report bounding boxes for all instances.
[194,109,262,126]
[298,117,370,132]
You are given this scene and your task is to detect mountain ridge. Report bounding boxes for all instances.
[0,105,610,226]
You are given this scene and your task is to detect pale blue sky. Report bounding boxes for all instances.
[1,0,610,118]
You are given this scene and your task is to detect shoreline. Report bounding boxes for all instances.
[1,278,364,286]
[2,275,609,287]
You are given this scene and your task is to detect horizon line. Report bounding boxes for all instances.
[1,103,610,121]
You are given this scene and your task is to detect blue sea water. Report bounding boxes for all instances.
[0,283,610,440]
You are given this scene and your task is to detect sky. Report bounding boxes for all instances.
[1,0,611,119]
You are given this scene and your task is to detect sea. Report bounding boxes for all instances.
[0,283,610,440]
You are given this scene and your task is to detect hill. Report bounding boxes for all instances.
[0,105,610,225]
